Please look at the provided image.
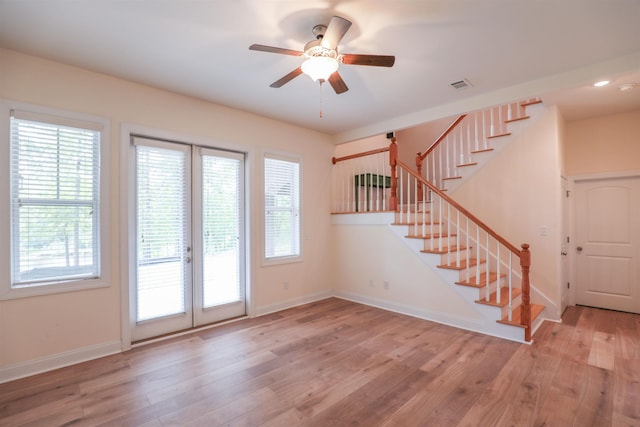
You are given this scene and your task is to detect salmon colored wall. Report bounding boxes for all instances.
[564,109,640,176]
[331,219,482,322]
[333,133,389,157]
[0,48,334,380]
[396,115,457,169]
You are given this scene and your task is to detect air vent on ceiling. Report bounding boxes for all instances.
[450,78,473,90]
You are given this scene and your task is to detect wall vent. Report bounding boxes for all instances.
[450,78,473,90]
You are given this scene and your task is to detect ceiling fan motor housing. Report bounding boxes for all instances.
[303,39,338,60]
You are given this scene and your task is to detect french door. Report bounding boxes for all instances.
[131,137,245,341]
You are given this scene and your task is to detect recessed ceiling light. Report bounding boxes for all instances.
[619,83,638,92]
[593,80,610,87]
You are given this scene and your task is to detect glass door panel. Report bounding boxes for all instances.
[193,148,245,325]
[132,138,192,341]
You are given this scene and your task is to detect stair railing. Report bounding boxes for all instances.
[392,145,533,340]
[331,146,393,213]
[416,99,540,191]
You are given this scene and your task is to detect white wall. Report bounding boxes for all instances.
[451,106,564,318]
[0,48,335,379]
[330,217,483,323]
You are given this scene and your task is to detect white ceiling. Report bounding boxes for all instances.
[1,0,639,143]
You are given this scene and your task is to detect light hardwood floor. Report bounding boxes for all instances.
[1,298,638,426]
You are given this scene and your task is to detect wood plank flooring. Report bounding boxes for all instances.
[1,298,638,426]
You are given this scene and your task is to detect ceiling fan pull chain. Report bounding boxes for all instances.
[319,80,324,118]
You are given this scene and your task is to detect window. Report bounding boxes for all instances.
[264,153,301,262]
[2,107,109,298]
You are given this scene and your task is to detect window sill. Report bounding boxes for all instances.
[0,278,110,301]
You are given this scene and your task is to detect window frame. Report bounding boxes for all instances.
[262,151,302,266]
[0,101,111,300]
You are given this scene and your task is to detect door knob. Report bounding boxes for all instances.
[576,246,583,252]
[561,251,567,256]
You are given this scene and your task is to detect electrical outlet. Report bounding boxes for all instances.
[539,226,548,236]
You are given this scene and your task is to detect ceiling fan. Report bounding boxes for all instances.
[249,15,395,94]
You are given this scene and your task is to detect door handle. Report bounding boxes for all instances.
[186,256,192,263]
[561,251,567,256]
[576,246,583,252]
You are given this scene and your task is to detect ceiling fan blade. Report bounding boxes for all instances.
[328,72,349,94]
[341,54,395,67]
[249,44,303,56]
[270,67,303,88]
[321,16,352,50]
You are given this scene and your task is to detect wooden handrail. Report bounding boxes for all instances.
[418,114,467,161]
[332,146,390,164]
[395,158,532,336]
[396,159,522,257]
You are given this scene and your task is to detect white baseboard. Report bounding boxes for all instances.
[0,340,122,384]
[253,290,333,317]
[333,290,527,343]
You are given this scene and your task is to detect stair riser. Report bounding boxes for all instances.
[421,235,459,248]
[406,223,443,235]
[439,250,472,265]
[396,213,434,224]
[499,294,522,319]
[456,262,488,276]
[475,277,505,297]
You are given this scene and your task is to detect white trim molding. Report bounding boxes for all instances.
[0,341,122,384]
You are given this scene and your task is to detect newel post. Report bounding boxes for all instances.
[520,243,532,342]
[389,138,398,211]
[416,152,423,202]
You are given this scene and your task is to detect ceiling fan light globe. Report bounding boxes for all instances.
[301,56,339,82]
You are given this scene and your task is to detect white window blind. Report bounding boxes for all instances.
[264,154,300,260]
[135,142,188,321]
[10,110,101,286]
[202,153,242,307]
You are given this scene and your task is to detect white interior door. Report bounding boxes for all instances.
[574,176,640,314]
[131,138,246,341]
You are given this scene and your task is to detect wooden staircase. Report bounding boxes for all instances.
[330,98,549,342]
[393,207,545,342]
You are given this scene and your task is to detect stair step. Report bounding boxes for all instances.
[475,287,522,308]
[456,272,505,288]
[520,99,543,107]
[457,162,478,168]
[393,219,437,226]
[406,233,456,239]
[442,176,462,181]
[421,245,467,255]
[438,258,484,270]
[497,304,545,328]
[471,148,494,154]
[505,115,530,124]
[487,132,512,139]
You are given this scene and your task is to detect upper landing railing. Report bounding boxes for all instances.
[416,98,542,191]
